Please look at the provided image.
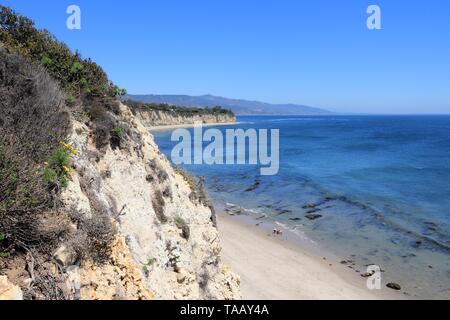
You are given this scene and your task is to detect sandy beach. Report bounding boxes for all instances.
[149,122,240,132]
[218,215,401,300]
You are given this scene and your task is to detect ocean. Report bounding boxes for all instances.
[152,115,450,299]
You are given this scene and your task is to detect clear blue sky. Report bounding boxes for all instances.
[2,0,450,114]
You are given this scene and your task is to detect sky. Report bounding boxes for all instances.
[2,0,450,114]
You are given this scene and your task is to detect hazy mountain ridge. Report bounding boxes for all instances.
[126,94,332,115]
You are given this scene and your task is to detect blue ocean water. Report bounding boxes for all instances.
[153,115,450,299]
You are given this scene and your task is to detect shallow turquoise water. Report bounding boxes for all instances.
[153,115,450,299]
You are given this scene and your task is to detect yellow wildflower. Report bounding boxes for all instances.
[62,166,71,175]
[60,141,79,157]
[44,161,49,166]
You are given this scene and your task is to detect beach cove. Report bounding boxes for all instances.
[153,115,450,299]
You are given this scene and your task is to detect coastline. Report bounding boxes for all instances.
[149,117,444,300]
[148,121,241,132]
[218,214,403,300]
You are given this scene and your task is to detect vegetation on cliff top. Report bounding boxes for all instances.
[0,5,126,98]
[123,99,235,117]
[0,5,129,154]
[0,4,127,213]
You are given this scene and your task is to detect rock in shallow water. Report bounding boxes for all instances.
[305,214,323,220]
[360,270,375,278]
[302,203,317,209]
[386,282,401,290]
[245,180,260,192]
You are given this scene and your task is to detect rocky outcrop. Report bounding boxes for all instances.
[79,236,154,300]
[59,103,241,300]
[132,108,236,128]
[0,276,23,300]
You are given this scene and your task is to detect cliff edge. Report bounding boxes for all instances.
[0,6,240,300]
[124,99,236,128]
[59,103,241,300]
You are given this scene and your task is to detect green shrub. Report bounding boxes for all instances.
[0,6,146,166]
[146,257,157,266]
[41,55,52,66]
[111,127,124,139]
[142,257,157,276]
[65,95,76,106]
[42,148,72,189]
[174,216,186,227]
[110,127,124,150]
[113,86,127,97]
[43,167,58,184]
[70,61,83,75]
[48,148,71,168]
[0,5,118,98]
[174,216,190,240]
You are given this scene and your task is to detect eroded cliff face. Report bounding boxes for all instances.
[132,108,236,127]
[59,103,241,300]
[1,12,239,300]
[0,276,23,300]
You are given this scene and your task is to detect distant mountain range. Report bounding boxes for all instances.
[125,94,331,115]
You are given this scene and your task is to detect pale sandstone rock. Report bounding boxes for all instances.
[54,245,77,267]
[80,237,154,300]
[65,266,81,300]
[61,102,240,300]
[0,276,23,300]
[60,173,92,220]
[133,109,236,128]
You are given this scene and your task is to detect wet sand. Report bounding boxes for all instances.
[218,215,402,300]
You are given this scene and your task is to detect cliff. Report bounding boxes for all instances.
[124,99,236,128]
[0,6,240,300]
[133,108,236,127]
[1,80,241,299]
[59,103,241,299]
